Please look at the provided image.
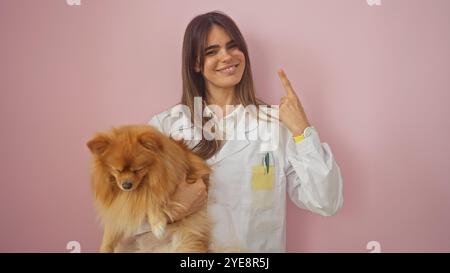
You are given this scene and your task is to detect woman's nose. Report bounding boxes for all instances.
[219,49,232,62]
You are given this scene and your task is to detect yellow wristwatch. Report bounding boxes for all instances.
[293,126,314,143]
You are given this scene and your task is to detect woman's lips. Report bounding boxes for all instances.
[217,64,238,76]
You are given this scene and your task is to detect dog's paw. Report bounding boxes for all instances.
[151,221,167,239]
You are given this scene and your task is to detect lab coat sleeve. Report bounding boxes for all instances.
[148,114,163,132]
[148,113,171,136]
[285,129,343,216]
[148,106,187,137]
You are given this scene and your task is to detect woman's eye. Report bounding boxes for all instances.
[206,51,215,56]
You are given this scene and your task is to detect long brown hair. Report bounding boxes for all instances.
[181,11,265,159]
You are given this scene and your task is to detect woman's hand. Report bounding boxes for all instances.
[169,177,207,223]
[277,69,311,136]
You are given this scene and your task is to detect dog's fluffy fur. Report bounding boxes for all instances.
[87,125,211,252]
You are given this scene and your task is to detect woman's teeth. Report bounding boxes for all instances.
[218,65,237,75]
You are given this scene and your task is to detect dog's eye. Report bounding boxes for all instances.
[111,167,122,173]
[132,167,148,174]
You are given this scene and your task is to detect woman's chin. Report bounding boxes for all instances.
[215,77,243,88]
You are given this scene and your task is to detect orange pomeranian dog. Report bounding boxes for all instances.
[87,125,211,252]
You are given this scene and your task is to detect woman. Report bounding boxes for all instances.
[148,11,343,252]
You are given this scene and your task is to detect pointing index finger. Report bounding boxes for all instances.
[277,69,296,98]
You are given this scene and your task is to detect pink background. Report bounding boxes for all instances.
[1,0,449,253]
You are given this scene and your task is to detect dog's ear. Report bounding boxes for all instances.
[138,131,164,152]
[87,134,110,155]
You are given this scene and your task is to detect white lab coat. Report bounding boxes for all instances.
[147,104,343,252]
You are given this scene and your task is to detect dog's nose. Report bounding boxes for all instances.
[122,181,133,190]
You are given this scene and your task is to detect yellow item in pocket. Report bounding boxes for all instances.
[251,165,275,190]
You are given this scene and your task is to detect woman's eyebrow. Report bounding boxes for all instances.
[205,40,235,52]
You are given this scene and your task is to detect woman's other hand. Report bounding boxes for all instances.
[169,177,207,222]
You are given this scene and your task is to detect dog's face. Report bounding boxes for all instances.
[87,127,163,192]
[102,147,150,192]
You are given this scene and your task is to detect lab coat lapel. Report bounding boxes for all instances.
[208,111,259,165]
[209,139,249,165]
[172,105,260,165]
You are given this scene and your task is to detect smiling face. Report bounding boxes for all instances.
[196,25,246,93]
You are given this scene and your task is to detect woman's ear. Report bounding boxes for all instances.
[194,64,201,73]
[194,59,201,73]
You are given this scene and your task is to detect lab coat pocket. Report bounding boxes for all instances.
[251,165,275,209]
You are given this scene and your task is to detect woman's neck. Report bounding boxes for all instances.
[206,86,237,117]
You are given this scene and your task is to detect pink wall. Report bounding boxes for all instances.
[1,0,449,252]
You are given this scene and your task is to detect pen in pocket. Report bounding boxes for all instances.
[262,152,270,174]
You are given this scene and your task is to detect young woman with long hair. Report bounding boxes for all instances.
[147,11,343,252]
